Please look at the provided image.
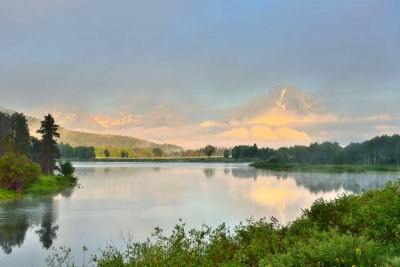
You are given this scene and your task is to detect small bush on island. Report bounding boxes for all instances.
[48,179,400,266]
[0,153,41,193]
[60,161,75,177]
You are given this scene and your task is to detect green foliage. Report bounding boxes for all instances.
[0,153,41,193]
[10,112,31,153]
[223,149,230,158]
[104,148,110,158]
[233,134,400,166]
[24,175,77,195]
[58,143,96,159]
[60,161,75,176]
[0,188,21,200]
[152,147,163,157]
[37,114,61,174]
[251,162,397,173]
[203,145,216,157]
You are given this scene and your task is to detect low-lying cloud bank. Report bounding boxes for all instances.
[87,108,399,149]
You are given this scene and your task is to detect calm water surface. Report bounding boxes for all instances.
[0,162,398,266]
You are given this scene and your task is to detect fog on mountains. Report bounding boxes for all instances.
[22,85,399,149]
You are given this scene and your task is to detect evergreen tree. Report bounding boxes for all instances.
[203,145,216,158]
[10,113,30,154]
[36,114,61,175]
[104,149,110,158]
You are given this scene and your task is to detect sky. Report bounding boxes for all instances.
[1,0,400,147]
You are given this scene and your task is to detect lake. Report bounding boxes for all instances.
[0,162,398,266]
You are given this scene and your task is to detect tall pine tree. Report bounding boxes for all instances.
[37,114,61,175]
[10,113,30,154]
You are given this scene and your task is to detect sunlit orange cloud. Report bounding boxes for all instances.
[218,126,310,142]
[199,120,218,127]
[218,127,250,139]
[241,108,337,126]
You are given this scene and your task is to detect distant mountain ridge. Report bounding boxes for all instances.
[30,104,191,131]
[0,107,182,151]
[231,85,327,120]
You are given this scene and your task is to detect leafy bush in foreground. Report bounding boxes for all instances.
[0,153,41,193]
[48,179,400,267]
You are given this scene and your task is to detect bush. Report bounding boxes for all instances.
[0,153,41,193]
[60,161,75,176]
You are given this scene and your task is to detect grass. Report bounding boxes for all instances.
[0,188,21,200]
[251,162,400,173]
[47,179,400,267]
[0,175,77,200]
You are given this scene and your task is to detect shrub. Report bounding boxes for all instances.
[60,161,75,176]
[0,153,41,193]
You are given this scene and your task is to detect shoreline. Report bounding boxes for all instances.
[64,157,251,163]
[251,162,400,173]
[0,175,77,201]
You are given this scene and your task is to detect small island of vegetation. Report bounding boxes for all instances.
[0,112,77,200]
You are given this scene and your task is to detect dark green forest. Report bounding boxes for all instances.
[231,135,400,165]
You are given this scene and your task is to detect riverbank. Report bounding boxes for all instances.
[251,162,400,173]
[65,156,251,163]
[48,179,400,266]
[0,175,77,201]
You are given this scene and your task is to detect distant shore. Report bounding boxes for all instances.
[251,162,400,173]
[64,156,252,163]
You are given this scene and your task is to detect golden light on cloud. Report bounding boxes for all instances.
[275,126,310,141]
[199,120,217,127]
[218,127,250,139]
[250,125,277,140]
[244,108,337,126]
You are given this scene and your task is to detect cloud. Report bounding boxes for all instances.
[218,127,250,139]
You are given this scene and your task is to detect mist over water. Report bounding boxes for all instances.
[0,162,398,266]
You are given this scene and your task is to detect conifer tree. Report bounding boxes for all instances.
[37,114,61,175]
[11,113,30,154]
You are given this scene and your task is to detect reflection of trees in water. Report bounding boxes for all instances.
[0,191,73,254]
[35,199,59,249]
[291,173,396,194]
[203,168,216,178]
[231,167,258,180]
[231,167,398,194]
[223,168,231,175]
[0,201,29,254]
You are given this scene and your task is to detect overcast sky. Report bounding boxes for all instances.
[1,0,399,121]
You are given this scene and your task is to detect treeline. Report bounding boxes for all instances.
[58,143,95,159]
[231,134,400,165]
[0,111,62,174]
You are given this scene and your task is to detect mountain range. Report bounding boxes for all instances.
[30,104,191,131]
[230,85,327,121]
[0,107,183,151]
[30,85,327,133]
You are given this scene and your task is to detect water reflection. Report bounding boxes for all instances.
[229,167,397,193]
[0,193,67,254]
[0,162,398,266]
[35,199,59,249]
[203,168,216,178]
